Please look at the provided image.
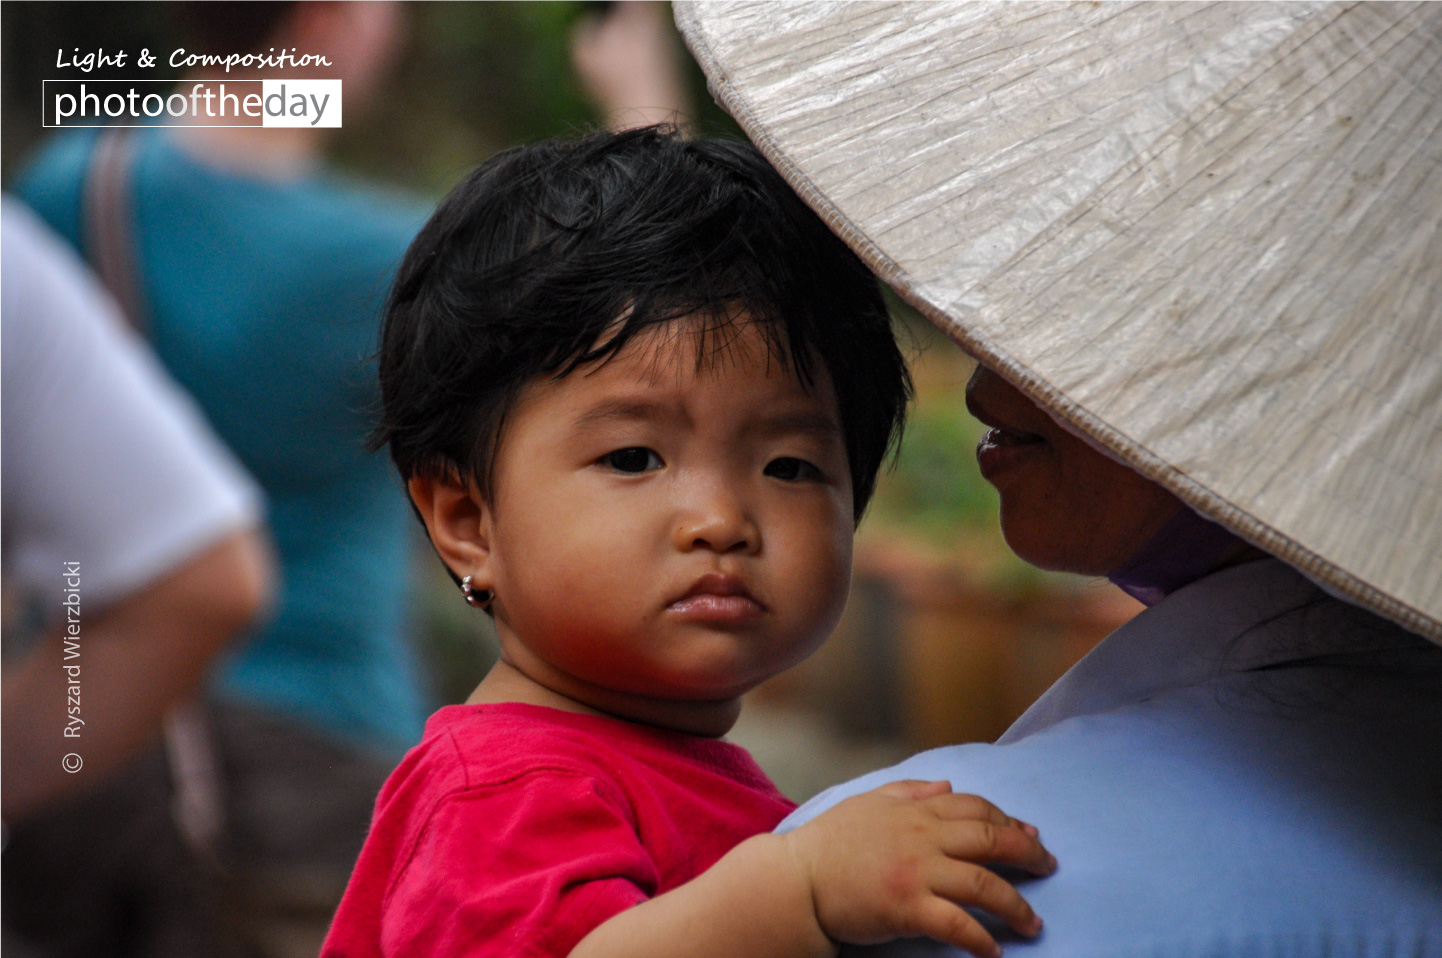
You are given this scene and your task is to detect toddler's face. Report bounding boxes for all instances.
[479,319,854,727]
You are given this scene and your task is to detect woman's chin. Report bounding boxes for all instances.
[999,510,1093,575]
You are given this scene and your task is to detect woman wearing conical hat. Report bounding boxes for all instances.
[679,3,1441,953]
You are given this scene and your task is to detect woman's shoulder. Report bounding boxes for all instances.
[785,670,1442,958]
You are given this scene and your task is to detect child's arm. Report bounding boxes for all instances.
[570,781,1054,958]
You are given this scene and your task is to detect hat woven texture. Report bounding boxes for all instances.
[677,1,1442,642]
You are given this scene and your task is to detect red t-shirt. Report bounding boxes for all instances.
[321,703,796,958]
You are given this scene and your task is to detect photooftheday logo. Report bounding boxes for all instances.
[44,79,341,128]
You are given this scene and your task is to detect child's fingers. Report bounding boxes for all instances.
[929,860,1044,940]
[925,792,1009,823]
[909,896,1003,958]
[874,779,952,801]
[939,819,1057,876]
[926,793,1042,841]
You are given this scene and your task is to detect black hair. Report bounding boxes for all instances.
[373,126,911,523]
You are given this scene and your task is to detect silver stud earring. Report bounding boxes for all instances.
[460,575,493,609]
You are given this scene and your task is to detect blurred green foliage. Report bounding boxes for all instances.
[335,2,742,192]
[862,300,994,542]
[877,390,998,542]
[331,2,606,192]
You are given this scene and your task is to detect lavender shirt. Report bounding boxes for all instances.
[781,560,1442,957]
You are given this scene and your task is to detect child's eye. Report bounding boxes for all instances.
[764,457,823,482]
[602,447,664,474]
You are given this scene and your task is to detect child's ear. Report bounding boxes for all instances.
[407,474,495,589]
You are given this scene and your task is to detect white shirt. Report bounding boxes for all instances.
[998,556,1419,742]
[2,198,262,608]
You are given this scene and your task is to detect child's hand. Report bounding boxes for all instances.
[781,781,1056,958]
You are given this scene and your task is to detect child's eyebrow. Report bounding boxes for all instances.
[571,399,673,429]
[754,411,842,438]
[570,401,840,439]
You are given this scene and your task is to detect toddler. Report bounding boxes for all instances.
[322,128,1054,958]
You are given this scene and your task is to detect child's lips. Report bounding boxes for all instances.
[667,574,765,624]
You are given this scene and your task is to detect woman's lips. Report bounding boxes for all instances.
[667,574,765,625]
[976,425,1047,481]
[966,368,1053,482]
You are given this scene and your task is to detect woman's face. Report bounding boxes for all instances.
[965,365,1182,576]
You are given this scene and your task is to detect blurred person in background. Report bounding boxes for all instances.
[14,4,430,956]
[2,197,272,955]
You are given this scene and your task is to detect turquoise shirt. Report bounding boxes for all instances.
[18,129,432,753]
[783,560,1442,956]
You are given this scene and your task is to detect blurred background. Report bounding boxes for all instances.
[2,1,1141,805]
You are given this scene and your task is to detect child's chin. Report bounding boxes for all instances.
[647,668,760,704]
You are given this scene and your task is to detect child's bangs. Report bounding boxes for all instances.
[556,296,818,392]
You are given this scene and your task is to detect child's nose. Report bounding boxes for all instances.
[673,493,760,555]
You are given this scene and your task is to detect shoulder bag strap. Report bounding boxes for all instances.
[83,126,228,863]
[82,127,151,333]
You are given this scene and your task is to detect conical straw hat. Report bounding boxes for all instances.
[676,1,1442,643]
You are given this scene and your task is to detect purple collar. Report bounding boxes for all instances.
[1107,506,1240,606]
